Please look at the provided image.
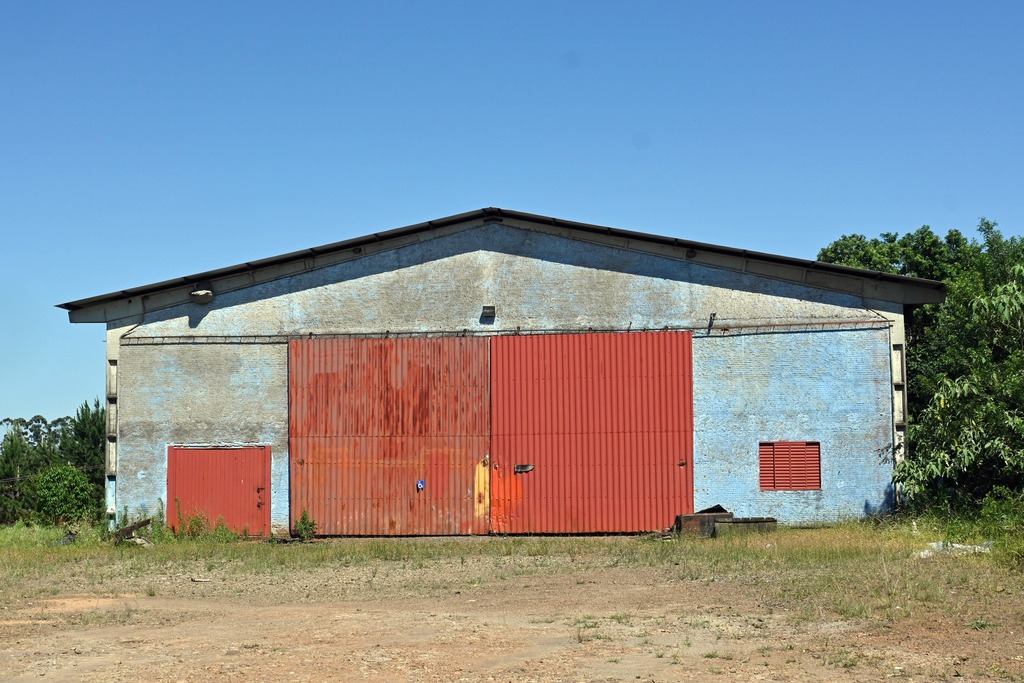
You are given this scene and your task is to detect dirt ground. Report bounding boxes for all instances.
[2,541,1023,682]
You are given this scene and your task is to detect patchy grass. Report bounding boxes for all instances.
[968,618,998,631]
[1,518,1020,628]
[828,649,864,669]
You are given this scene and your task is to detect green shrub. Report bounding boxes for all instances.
[294,509,317,541]
[978,487,1024,536]
[980,488,1024,569]
[931,487,1024,570]
[184,513,207,538]
[35,464,95,524]
[210,517,240,542]
[145,499,174,543]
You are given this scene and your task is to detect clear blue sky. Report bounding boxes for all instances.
[3,1,1023,420]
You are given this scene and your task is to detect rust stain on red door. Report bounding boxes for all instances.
[289,337,490,535]
[491,331,693,533]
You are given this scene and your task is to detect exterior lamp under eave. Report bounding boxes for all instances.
[190,289,214,304]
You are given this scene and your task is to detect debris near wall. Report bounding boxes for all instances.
[51,530,77,546]
[674,505,734,537]
[917,541,993,559]
[714,517,779,536]
[673,505,779,537]
[112,518,152,545]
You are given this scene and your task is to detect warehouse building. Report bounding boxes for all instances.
[58,208,946,536]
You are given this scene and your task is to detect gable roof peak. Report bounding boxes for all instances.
[57,207,946,316]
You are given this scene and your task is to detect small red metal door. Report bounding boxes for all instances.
[289,337,490,536]
[166,446,271,536]
[491,331,693,533]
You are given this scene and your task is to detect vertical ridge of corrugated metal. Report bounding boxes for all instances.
[491,331,693,534]
[290,337,489,536]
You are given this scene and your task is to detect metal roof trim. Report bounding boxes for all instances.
[56,207,947,313]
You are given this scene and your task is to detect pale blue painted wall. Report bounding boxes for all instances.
[117,342,290,533]
[693,327,895,522]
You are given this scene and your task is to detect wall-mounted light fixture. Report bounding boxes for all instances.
[482,305,496,317]
[189,281,214,304]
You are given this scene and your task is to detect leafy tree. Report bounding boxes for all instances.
[0,416,65,522]
[35,463,95,524]
[0,427,41,523]
[902,265,1024,502]
[2,415,65,463]
[0,400,106,523]
[59,399,106,502]
[818,220,1024,507]
[817,225,976,281]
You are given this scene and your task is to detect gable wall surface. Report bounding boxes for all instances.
[108,223,899,530]
[121,223,899,337]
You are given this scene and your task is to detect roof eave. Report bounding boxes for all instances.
[56,207,948,318]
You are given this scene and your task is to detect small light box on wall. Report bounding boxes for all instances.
[481,305,496,317]
[189,280,214,304]
[189,289,214,304]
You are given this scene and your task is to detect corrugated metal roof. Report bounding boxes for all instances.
[56,207,947,313]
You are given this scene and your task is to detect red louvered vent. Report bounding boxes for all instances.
[759,441,821,491]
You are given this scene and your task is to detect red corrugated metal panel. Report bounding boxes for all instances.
[166,446,271,536]
[289,337,490,536]
[759,441,821,490]
[491,331,693,534]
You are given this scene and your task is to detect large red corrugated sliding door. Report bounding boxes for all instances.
[491,332,693,533]
[289,337,490,536]
[289,331,692,535]
[167,446,271,536]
